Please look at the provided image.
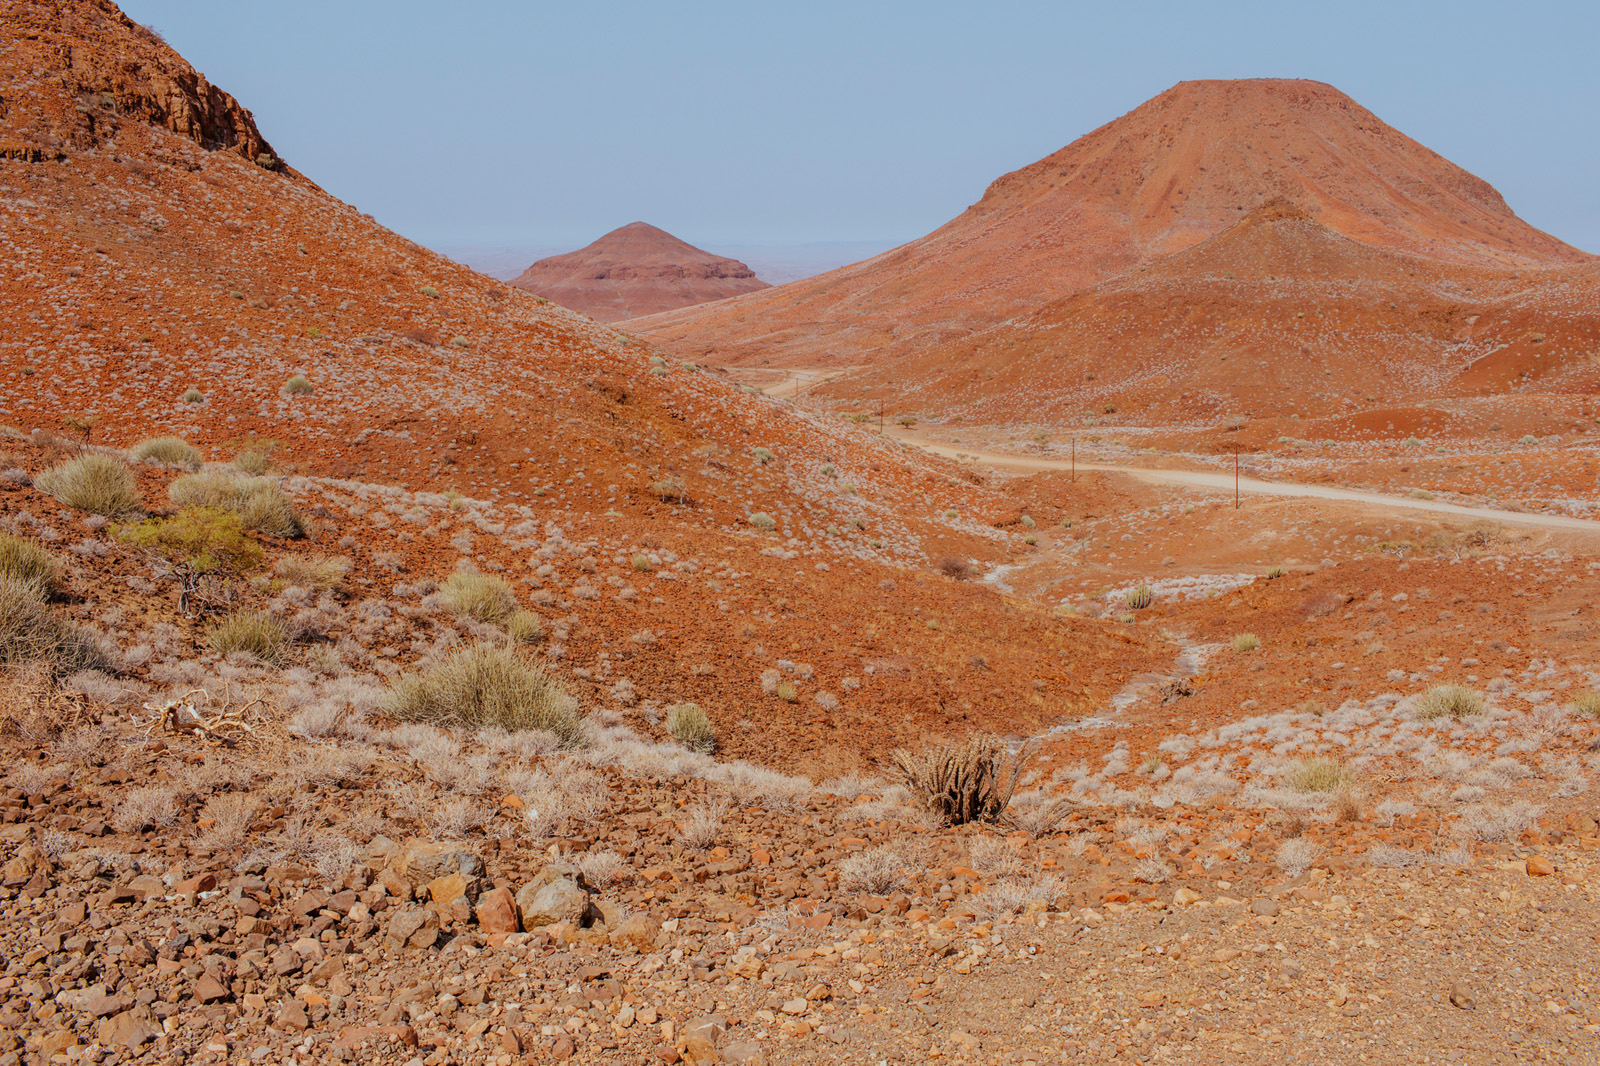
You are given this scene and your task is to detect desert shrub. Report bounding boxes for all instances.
[170,472,301,537]
[648,476,687,504]
[129,436,201,470]
[273,553,349,591]
[819,463,837,478]
[678,797,726,850]
[284,375,314,395]
[234,449,269,475]
[752,447,774,465]
[575,849,627,889]
[207,610,290,664]
[1276,837,1322,877]
[665,702,715,753]
[1284,755,1349,794]
[0,577,112,674]
[1125,585,1153,610]
[748,512,776,531]
[507,610,544,643]
[1266,565,1284,579]
[630,553,653,572]
[183,388,205,404]
[385,643,581,743]
[774,680,797,702]
[1519,434,1537,446]
[938,557,972,580]
[440,571,517,624]
[1415,684,1484,721]
[838,847,906,894]
[1232,632,1261,652]
[118,507,262,612]
[34,453,140,516]
[893,736,1030,825]
[0,534,57,594]
[1570,691,1600,718]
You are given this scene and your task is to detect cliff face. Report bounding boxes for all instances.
[2,0,278,164]
[510,222,769,323]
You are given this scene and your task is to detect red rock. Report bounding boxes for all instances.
[98,1007,160,1049]
[334,1024,419,1050]
[1527,855,1555,877]
[475,886,519,934]
[176,872,217,894]
[551,1032,577,1059]
[193,974,230,1003]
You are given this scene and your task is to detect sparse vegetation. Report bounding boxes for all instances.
[169,472,302,537]
[1570,691,1600,718]
[0,577,111,674]
[386,643,581,743]
[273,554,349,591]
[183,388,205,403]
[118,507,262,613]
[939,557,973,580]
[507,610,545,643]
[284,375,314,396]
[439,571,517,624]
[1232,632,1261,652]
[206,610,290,663]
[838,847,906,894]
[752,447,774,465]
[1266,565,1284,579]
[774,680,797,703]
[129,436,201,470]
[0,534,57,594]
[1125,585,1153,610]
[893,736,1030,825]
[1284,756,1349,794]
[34,453,140,517]
[648,476,687,504]
[1414,684,1484,721]
[665,702,715,753]
[234,448,270,474]
[748,512,776,531]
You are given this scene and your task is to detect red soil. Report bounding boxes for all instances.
[511,222,768,323]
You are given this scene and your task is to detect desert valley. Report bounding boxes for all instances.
[1,3,1599,1065]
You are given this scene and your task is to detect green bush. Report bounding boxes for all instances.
[665,702,716,753]
[34,453,141,516]
[206,610,290,664]
[386,643,580,742]
[0,577,111,674]
[1414,684,1483,720]
[439,572,517,624]
[0,534,57,594]
[169,472,301,537]
[118,507,262,578]
[129,436,202,470]
[284,375,313,396]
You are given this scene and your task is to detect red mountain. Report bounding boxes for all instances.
[630,79,1591,368]
[511,222,768,323]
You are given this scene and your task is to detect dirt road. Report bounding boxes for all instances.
[910,441,1600,535]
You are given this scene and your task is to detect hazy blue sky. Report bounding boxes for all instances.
[125,0,1599,262]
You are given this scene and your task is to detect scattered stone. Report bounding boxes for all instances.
[98,1006,160,1050]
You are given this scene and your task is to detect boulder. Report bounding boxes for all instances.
[516,878,590,929]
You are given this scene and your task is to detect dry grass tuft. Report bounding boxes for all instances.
[1231,632,1261,652]
[440,572,517,624]
[1414,684,1484,721]
[0,534,57,594]
[0,578,113,674]
[386,643,581,743]
[665,702,716,753]
[838,847,906,895]
[893,736,1030,825]
[206,610,290,663]
[34,453,140,516]
[129,436,201,470]
[1276,837,1322,878]
[170,472,301,537]
[1284,756,1350,794]
[678,796,726,850]
[196,792,258,850]
[507,610,544,643]
[273,554,349,591]
[1569,691,1600,718]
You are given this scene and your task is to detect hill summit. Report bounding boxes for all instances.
[511,222,768,323]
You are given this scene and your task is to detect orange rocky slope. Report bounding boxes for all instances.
[510,222,768,323]
[0,0,1157,774]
